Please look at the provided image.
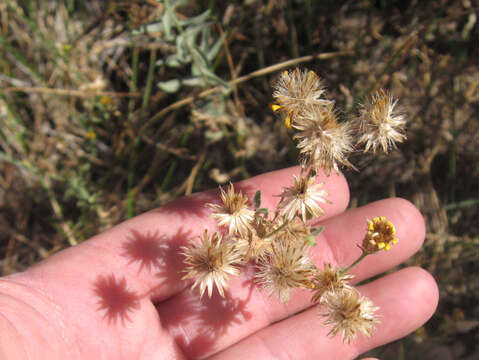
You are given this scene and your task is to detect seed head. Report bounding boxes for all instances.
[311,264,354,303]
[361,216,398,253]
[320,289,380,343]
[272,68,333,128]
[277,175,330,222]
[208,183,255,237]
[181,230,242,298]
[234,219,274,262]
[276,220,312,246]
[293,109,355,175]
[356,89,406,153]
[255,241,316,302]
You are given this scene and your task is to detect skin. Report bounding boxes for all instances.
[0,167,438,359]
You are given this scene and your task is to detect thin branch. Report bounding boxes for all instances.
[2,87,141,98]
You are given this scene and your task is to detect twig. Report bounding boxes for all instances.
[217,23,242,114]
[2,87,141,98]
[43,178,78,247]
[175,149,207,196]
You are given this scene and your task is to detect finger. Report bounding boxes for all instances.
[157,198,425,358]
[209,267,438,360]
[12,167,349,303]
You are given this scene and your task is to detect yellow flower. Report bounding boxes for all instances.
[362,216,398,253]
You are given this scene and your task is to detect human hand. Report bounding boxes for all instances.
[0,167,438,360]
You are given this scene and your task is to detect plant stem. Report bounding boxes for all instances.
[265,219,290,239]
[341,251,368,275]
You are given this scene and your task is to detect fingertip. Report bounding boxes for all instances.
[390,197,426,251]
[402,266,439,319]
[356,266,439,353]
[317,169,350,214]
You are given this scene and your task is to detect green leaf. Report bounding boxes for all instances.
[305,235,317,246]
[164,55,183,67]
[256,208,269,216]
[178,10,211,27]
[311,226,324,237]
[253,190,262,209]
[206,37,224,62]
[158,79,181,93]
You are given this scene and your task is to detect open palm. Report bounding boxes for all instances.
[0,167,438,360]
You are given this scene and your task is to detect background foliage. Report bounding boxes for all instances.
[0,0,478,358]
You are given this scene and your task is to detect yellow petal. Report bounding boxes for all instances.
[271,104,282,112]
[285,115,291,128]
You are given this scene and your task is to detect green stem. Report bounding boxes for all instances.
[341,251,368,275]
[265,219,290,239]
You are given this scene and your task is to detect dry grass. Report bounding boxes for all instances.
[1,0,478,358]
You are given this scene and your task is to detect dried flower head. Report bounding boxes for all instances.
[320,289,380,343]
[361,216,398,253]
[277,175,330,222]
[277,220,312,246]
[293,109,355,175]
[208,183,254,237]
[356,89,406,153]
[272,68,333,128]
[181,230,242,298]
[255,241,316,302]
[311,264,354,303]
[234,219,274,262]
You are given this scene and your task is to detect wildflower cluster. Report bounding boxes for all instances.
[181,68,407,343]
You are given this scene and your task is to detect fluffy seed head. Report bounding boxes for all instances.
[208,183,255,237]
[361,216,398,253]
[320,289,380,343]
[276,220,312,246]
[255,241,316,302]
[293,109,355,175]
[277,175,330,222]
[311,264,354,303]
[234,218,274,262]
[272,68,333,128]
[356,89,406,153]
[181,230,242,298]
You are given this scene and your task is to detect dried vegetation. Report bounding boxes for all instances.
[0,0,478,358]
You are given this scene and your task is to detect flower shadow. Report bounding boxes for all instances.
[160,283,255,357]
[121,227,192,294]
[93,274,140,324]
